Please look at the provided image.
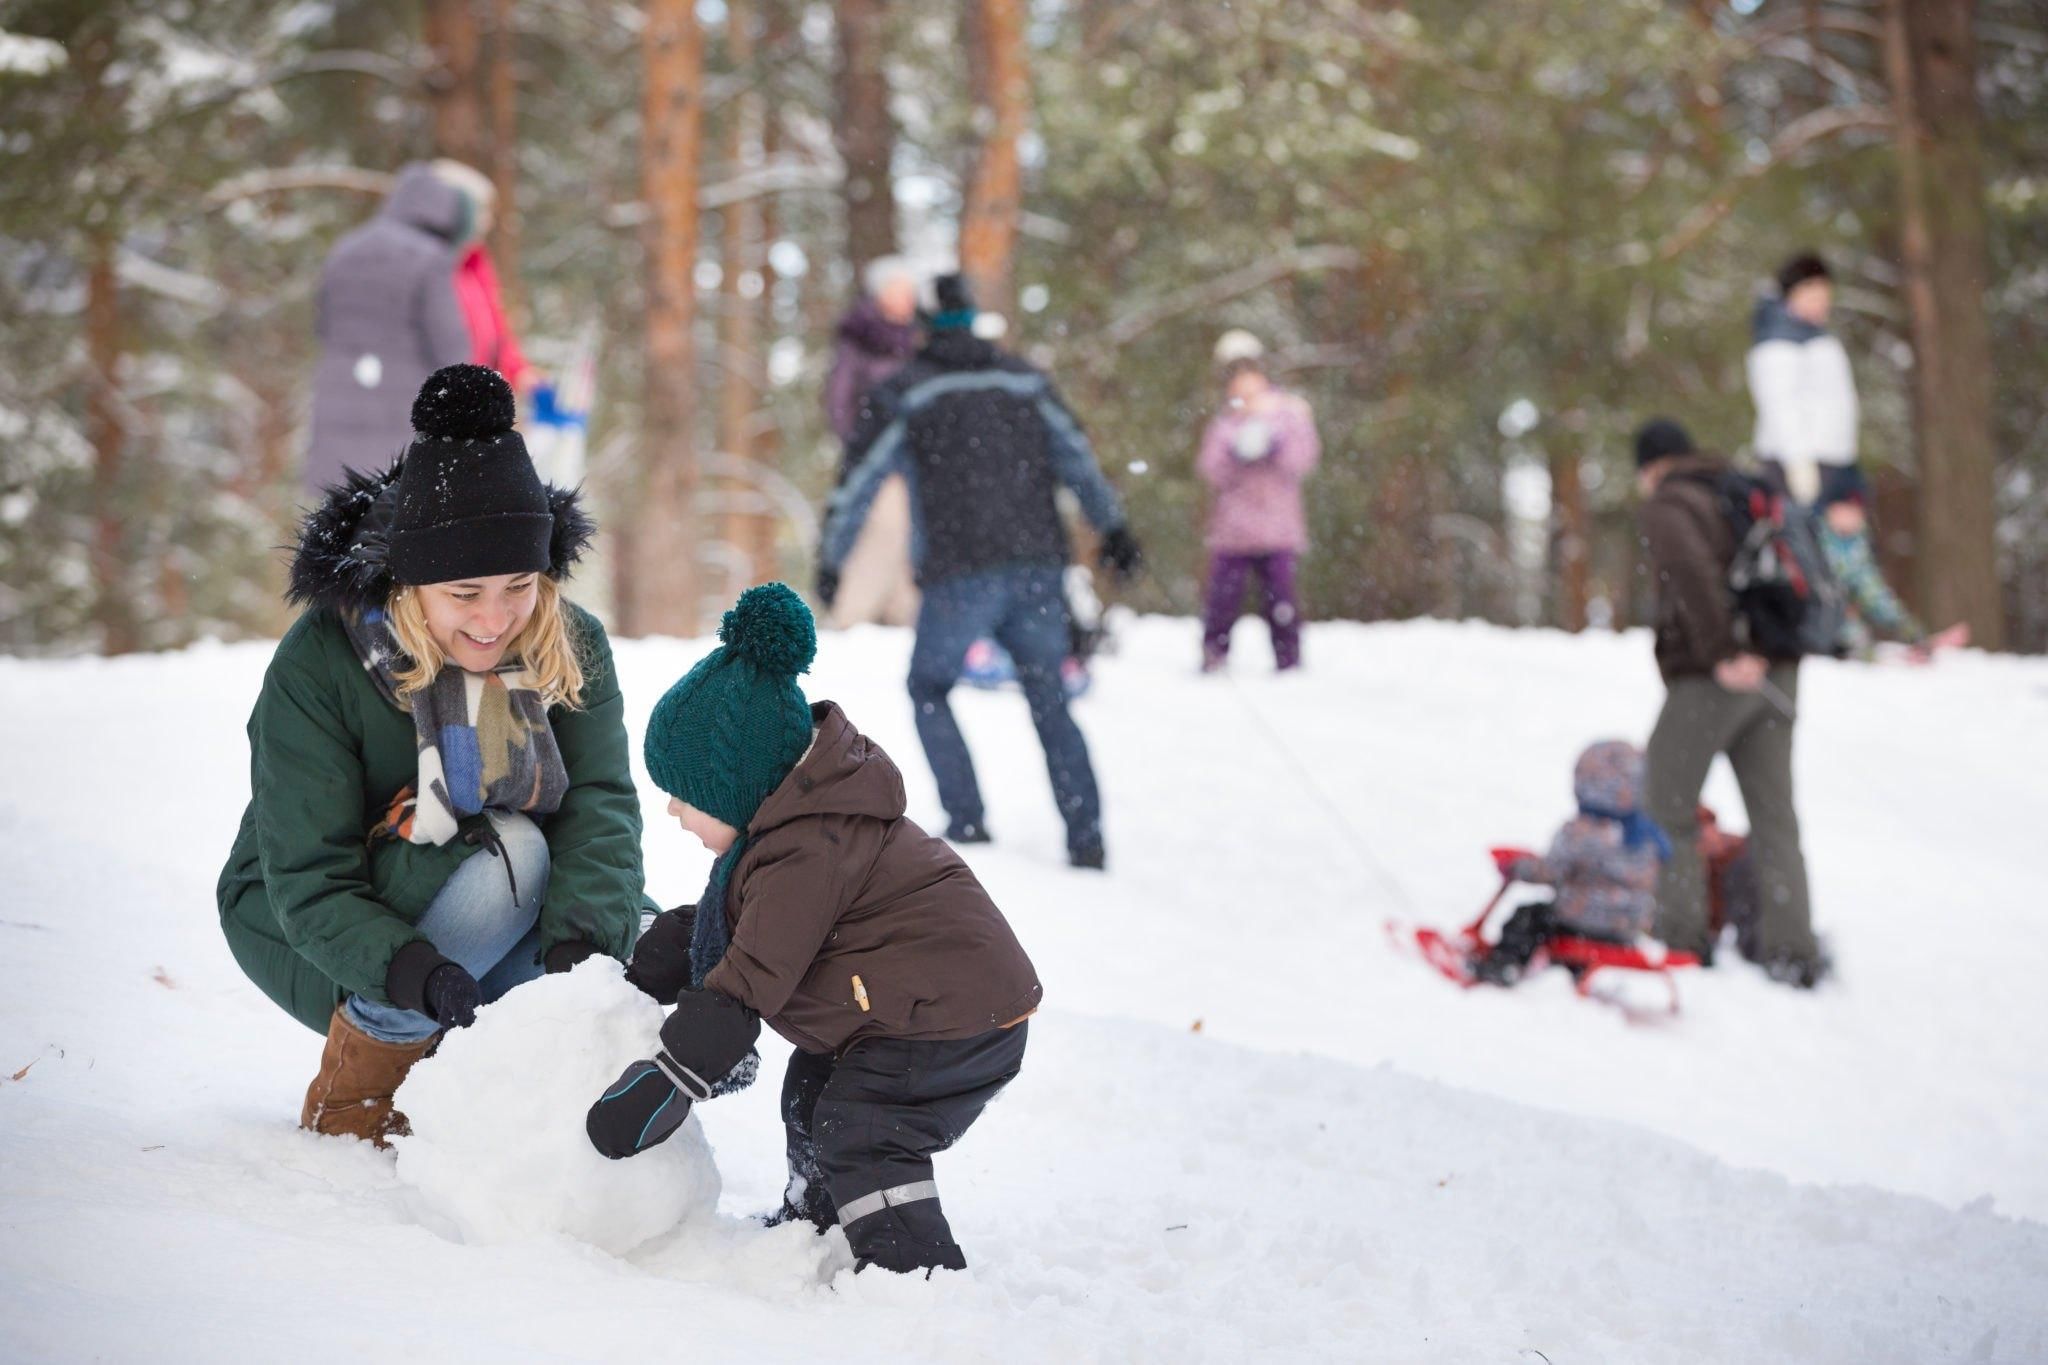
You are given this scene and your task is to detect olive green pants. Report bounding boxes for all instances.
[1644,664,1818,965]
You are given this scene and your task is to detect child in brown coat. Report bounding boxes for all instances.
[585,584,1039,1276]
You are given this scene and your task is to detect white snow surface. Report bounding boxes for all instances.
[3,614,2047,1362]
[391,960,720,1256]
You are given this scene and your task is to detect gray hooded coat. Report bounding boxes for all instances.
[304,164,473,493]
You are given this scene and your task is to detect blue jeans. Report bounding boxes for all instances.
[345,810,551,1044]
[908,565,1102,853]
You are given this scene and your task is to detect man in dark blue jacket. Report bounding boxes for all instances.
[819,275,1141,869]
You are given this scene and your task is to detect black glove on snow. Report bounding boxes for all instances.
[543,940,600,974]
[1098,525,1144,580]
[624,905,698,1005]
[815,564,841,610]
[660,989,762,1085]
[586,1059,693,1159]
[422,961,480,1029]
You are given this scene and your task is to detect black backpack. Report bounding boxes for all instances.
[1717,471,1847,660]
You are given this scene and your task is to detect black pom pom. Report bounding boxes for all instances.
[412,364,516,440]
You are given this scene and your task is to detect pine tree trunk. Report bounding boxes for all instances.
[424,0,487,167]
[959,0,1029,320]
[1884,0,2004,648]
[834,0,897,277]
[85,235,137,655]
[1549,442,1589,633]
[720,0,769,588]
[628,0,706,637]
[486,0,523,328]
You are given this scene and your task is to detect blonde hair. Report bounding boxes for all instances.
[386,575,587,711]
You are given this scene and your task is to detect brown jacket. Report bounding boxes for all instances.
[703,702,1042,1055]
[1639,455,1739,681]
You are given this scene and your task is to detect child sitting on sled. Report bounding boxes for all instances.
[584,583,1041,1276]
[1477,739,1672,985]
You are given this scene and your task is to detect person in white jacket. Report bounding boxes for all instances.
[1746,252,1857,506]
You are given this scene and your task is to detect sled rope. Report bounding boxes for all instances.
[1130,559,1419,912]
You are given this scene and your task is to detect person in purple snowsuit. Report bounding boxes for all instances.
[1195,330,1320,672]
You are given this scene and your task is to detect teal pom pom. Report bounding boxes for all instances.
[718,582,817,676]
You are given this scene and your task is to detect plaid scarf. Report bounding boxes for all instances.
[344,606,570,846]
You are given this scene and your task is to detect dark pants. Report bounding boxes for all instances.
[1477,900,1629,985]
[1644,665,1818,967]
[909,566,1102,854]
[779,1024,1029,1274]
[1202,551,1301,669]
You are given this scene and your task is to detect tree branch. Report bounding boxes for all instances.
[202,166,396,207]
[1654,105,1892,262]
[1096,245,1363,351]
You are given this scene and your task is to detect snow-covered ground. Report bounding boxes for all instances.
[4,614,2046,1362]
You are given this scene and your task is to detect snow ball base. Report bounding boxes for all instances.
[392,959,718,1255]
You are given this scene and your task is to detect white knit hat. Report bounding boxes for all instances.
[1213,329,1265,365]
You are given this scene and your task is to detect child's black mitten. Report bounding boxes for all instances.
[623,905,697,1004]
[585,1059,693,1159]
[659,988,762,1086]
[585,990,763,1160]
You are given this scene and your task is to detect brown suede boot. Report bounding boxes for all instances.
[300,1006,437,1148]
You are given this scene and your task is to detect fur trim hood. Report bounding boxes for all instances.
[286,460,596,613]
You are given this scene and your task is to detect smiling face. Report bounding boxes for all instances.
[415,572,539,673]
[667,796,740,855]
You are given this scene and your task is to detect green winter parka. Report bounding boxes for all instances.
[216,464,643,1033]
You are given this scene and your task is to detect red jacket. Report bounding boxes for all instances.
[452,245,529,388]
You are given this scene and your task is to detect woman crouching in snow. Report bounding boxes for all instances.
[216,364,645,1146]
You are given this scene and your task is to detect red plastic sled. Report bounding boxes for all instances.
[1389,871,1701,1021]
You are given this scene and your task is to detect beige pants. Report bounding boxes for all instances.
[829,474,921,628]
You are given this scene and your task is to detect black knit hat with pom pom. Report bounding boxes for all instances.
[387,364,553,585]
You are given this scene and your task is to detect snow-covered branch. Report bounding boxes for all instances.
[1096,245,1363,351]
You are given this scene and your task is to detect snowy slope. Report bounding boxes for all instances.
[3,615,2046,1363]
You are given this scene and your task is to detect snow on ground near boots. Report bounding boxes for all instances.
[2,616,2045,1361]
[390,960,718,1254]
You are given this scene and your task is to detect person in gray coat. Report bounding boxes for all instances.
[303,164,474,492]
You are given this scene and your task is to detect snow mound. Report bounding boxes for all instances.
[392,959,718,1255]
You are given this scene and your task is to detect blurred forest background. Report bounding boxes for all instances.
[2,0,2044,654]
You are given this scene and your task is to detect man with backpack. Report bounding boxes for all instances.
[1633,418,1829,988]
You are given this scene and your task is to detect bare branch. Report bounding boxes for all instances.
[1655,105,1892,262]
[203,166,396,208]
[1097,245,1363,351]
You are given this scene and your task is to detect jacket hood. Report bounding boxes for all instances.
[1574,740,1645,816]
[1657,452,1731,495]
[1752,295,1826,347]
[749,702,907,835]
[919,328,1004,372]
[381,163,466,242]
[837,297,919,359]
[285,460,595,614]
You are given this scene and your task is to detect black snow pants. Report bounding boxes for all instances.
[777,1022,1028,1274]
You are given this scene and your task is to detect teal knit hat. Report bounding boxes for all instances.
[643,583,818,830]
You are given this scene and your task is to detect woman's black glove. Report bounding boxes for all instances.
[624,906,697,1005]
[543,940,600,974]
[422,961,480,1029]
[585,990,763,1160]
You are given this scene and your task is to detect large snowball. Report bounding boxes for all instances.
[392,958,719,1256]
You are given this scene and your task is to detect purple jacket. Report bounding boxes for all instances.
[305,165,472,493]
[1196,391,1320,554]
[824,297,919,445]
